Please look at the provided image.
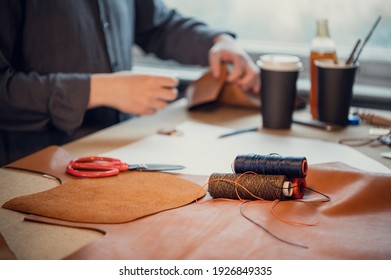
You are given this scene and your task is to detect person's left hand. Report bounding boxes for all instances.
[209,34,260,94]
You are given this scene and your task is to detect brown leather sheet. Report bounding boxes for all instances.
[20,162,391,260]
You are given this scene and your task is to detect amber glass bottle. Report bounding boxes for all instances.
[309,19,337,120]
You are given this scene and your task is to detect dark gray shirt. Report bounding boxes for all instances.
[0,0,229,165]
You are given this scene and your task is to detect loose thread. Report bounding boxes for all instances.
[195,171,266,204]
[193,171,330,249]
[212,175,268,201]
[270,200,319,227]
[268,186,331,228]
[240,201,309,249]
[296,187,331,204]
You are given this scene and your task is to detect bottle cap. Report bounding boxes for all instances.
[348,114,360,125]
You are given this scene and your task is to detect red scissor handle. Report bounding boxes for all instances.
[66,156,128,178]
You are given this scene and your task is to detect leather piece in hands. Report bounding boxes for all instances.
[22,162,391,259]
[2,172,206,224]
[185,64,260,109]
[4,145,74,184]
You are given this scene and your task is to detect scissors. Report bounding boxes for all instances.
[66,156,185,178]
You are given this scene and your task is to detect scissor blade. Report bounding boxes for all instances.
[128,164,185,171]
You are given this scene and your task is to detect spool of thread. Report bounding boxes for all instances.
[289,177,306,199]
[208,173,293,201]
[232,154,308,178]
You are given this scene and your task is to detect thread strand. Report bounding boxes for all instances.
[240,201,309,249]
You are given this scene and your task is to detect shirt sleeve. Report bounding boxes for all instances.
[0,54,90,134]
[0,0,90,134]
[134,0,235,66]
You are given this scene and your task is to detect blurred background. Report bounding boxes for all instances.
[165,0,390,61]
[133,0,391,109]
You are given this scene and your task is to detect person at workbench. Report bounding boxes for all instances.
[0,0,259,166]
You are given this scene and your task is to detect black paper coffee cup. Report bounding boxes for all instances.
[316,60,358,127]
[257,55,303,129]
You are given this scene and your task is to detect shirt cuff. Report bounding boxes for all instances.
[48,73,90,134]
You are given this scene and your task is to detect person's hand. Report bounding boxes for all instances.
[88,72,178,115]
[209,34,260,93]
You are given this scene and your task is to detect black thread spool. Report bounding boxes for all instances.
[208,173,293,201]
[232,154,308,178]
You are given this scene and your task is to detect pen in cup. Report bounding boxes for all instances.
[345,39,361,65]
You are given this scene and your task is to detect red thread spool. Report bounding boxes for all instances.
[290,178,306,199]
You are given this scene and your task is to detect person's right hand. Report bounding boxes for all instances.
[89,71,178,115]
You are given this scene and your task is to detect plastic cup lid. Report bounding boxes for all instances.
[257,54,303,71]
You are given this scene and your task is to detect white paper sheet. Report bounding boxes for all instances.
[103,121,391,175]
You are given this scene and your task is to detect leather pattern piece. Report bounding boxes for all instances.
[185,65,260,109]
[4,145,75,184]
[2,172,206,224]
[21,163,391,259]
